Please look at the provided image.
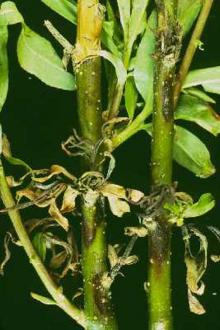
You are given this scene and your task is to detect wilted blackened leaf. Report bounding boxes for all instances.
[49,199,69,231]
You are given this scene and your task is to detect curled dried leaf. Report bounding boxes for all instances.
[49,199,69,231]
[61,186,79,212]
[108,244,119,268]
[126,188,144,204]
[188,289,206,315]
[33,164,76,183]
[125,226,148,238]
[106,195,130,217]
[210,255,220,263]
[119,255,139,266]
[0,233,12,275]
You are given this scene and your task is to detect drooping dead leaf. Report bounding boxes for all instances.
[83,189,99,207]
[49,250,67,270]
[120,255,139,266]
[61,186,80,212]
[125,226,148,237]
[0,233,12,275]
[108,244,119,268]
[107,195,130,217]
[32,165,76,183]
[210,255,220,263]
[126,188,144,203]
[188,289,206,315]
[49,199,69,231]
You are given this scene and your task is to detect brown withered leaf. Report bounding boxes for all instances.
[107,195,130,217]
[108,244,119,268]
[48,199,69,231]
[188,289,206,315]
[120,255,139,266]
[32,165,76,183]
[125,226,149,237]
[126,188,144,203]
[50,250,67,270]
[83,189,99,207]
[61,186,80,212]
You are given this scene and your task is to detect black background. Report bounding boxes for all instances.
[0,1,220,329]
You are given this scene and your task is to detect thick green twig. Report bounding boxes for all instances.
[0,161,86,328]
[174,0,214,107]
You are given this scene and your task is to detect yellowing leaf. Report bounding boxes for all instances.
[188,289,206,315]
[107,195,130,217]
[108,244,119,268]
[125,226,148,237]
[49,199,69,231]
[61,186,79,212]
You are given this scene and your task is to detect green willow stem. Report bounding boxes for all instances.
[148,1,180,329]
[0,160,85,328]
[75,1,118,329]
[111,100,152,150]
[173,0,214,107]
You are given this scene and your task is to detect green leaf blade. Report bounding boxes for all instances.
[178,0,202,36]
[183,67,220,94]
[0,1,23,26]
[175,95,220,136]
[0,26,8,112]
[32,232,47,261]
[41,0,76,24]
[174,126,215,178]
[184,193,215,218]
[133,12,156,103]
[125,75,138,119]
[17,25,76,91]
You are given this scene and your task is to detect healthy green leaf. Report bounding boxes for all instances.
[125,75,138,119]
[0,1,23,26]
[31,292,56,305]
[41,0,76,24]
[102,21,121,57]
[178,0,201,36]
[127,0,149,55]
[183,193,215,218]
[17,25,76,90]
[0,26,8,112]
[100,50,127,86]
[174,126,215,178]
[183,67,220,94]
[117,0,130,43]
[175,95,220,136]
[184,87,216,104]
[133,11,156,102]
[32,232,47,261]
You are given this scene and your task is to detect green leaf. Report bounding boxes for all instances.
[184,87,216,104]
[41,0,76,24]
[31,292,56,306]
[178,0,201,36]
[125,75,138,119]
[175,95,220,136]
[174,126,215,178]
[183,67,220,94]
[102,21,121,57]
[117,0,130,43]
[17,25,76,91]
[100,50,127,86]
[127,0,149,53]
[32,232,47,261]
[0,1,23,26]
[183,193,215,218]
[0,26,8,112]
[133,11,156,102]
